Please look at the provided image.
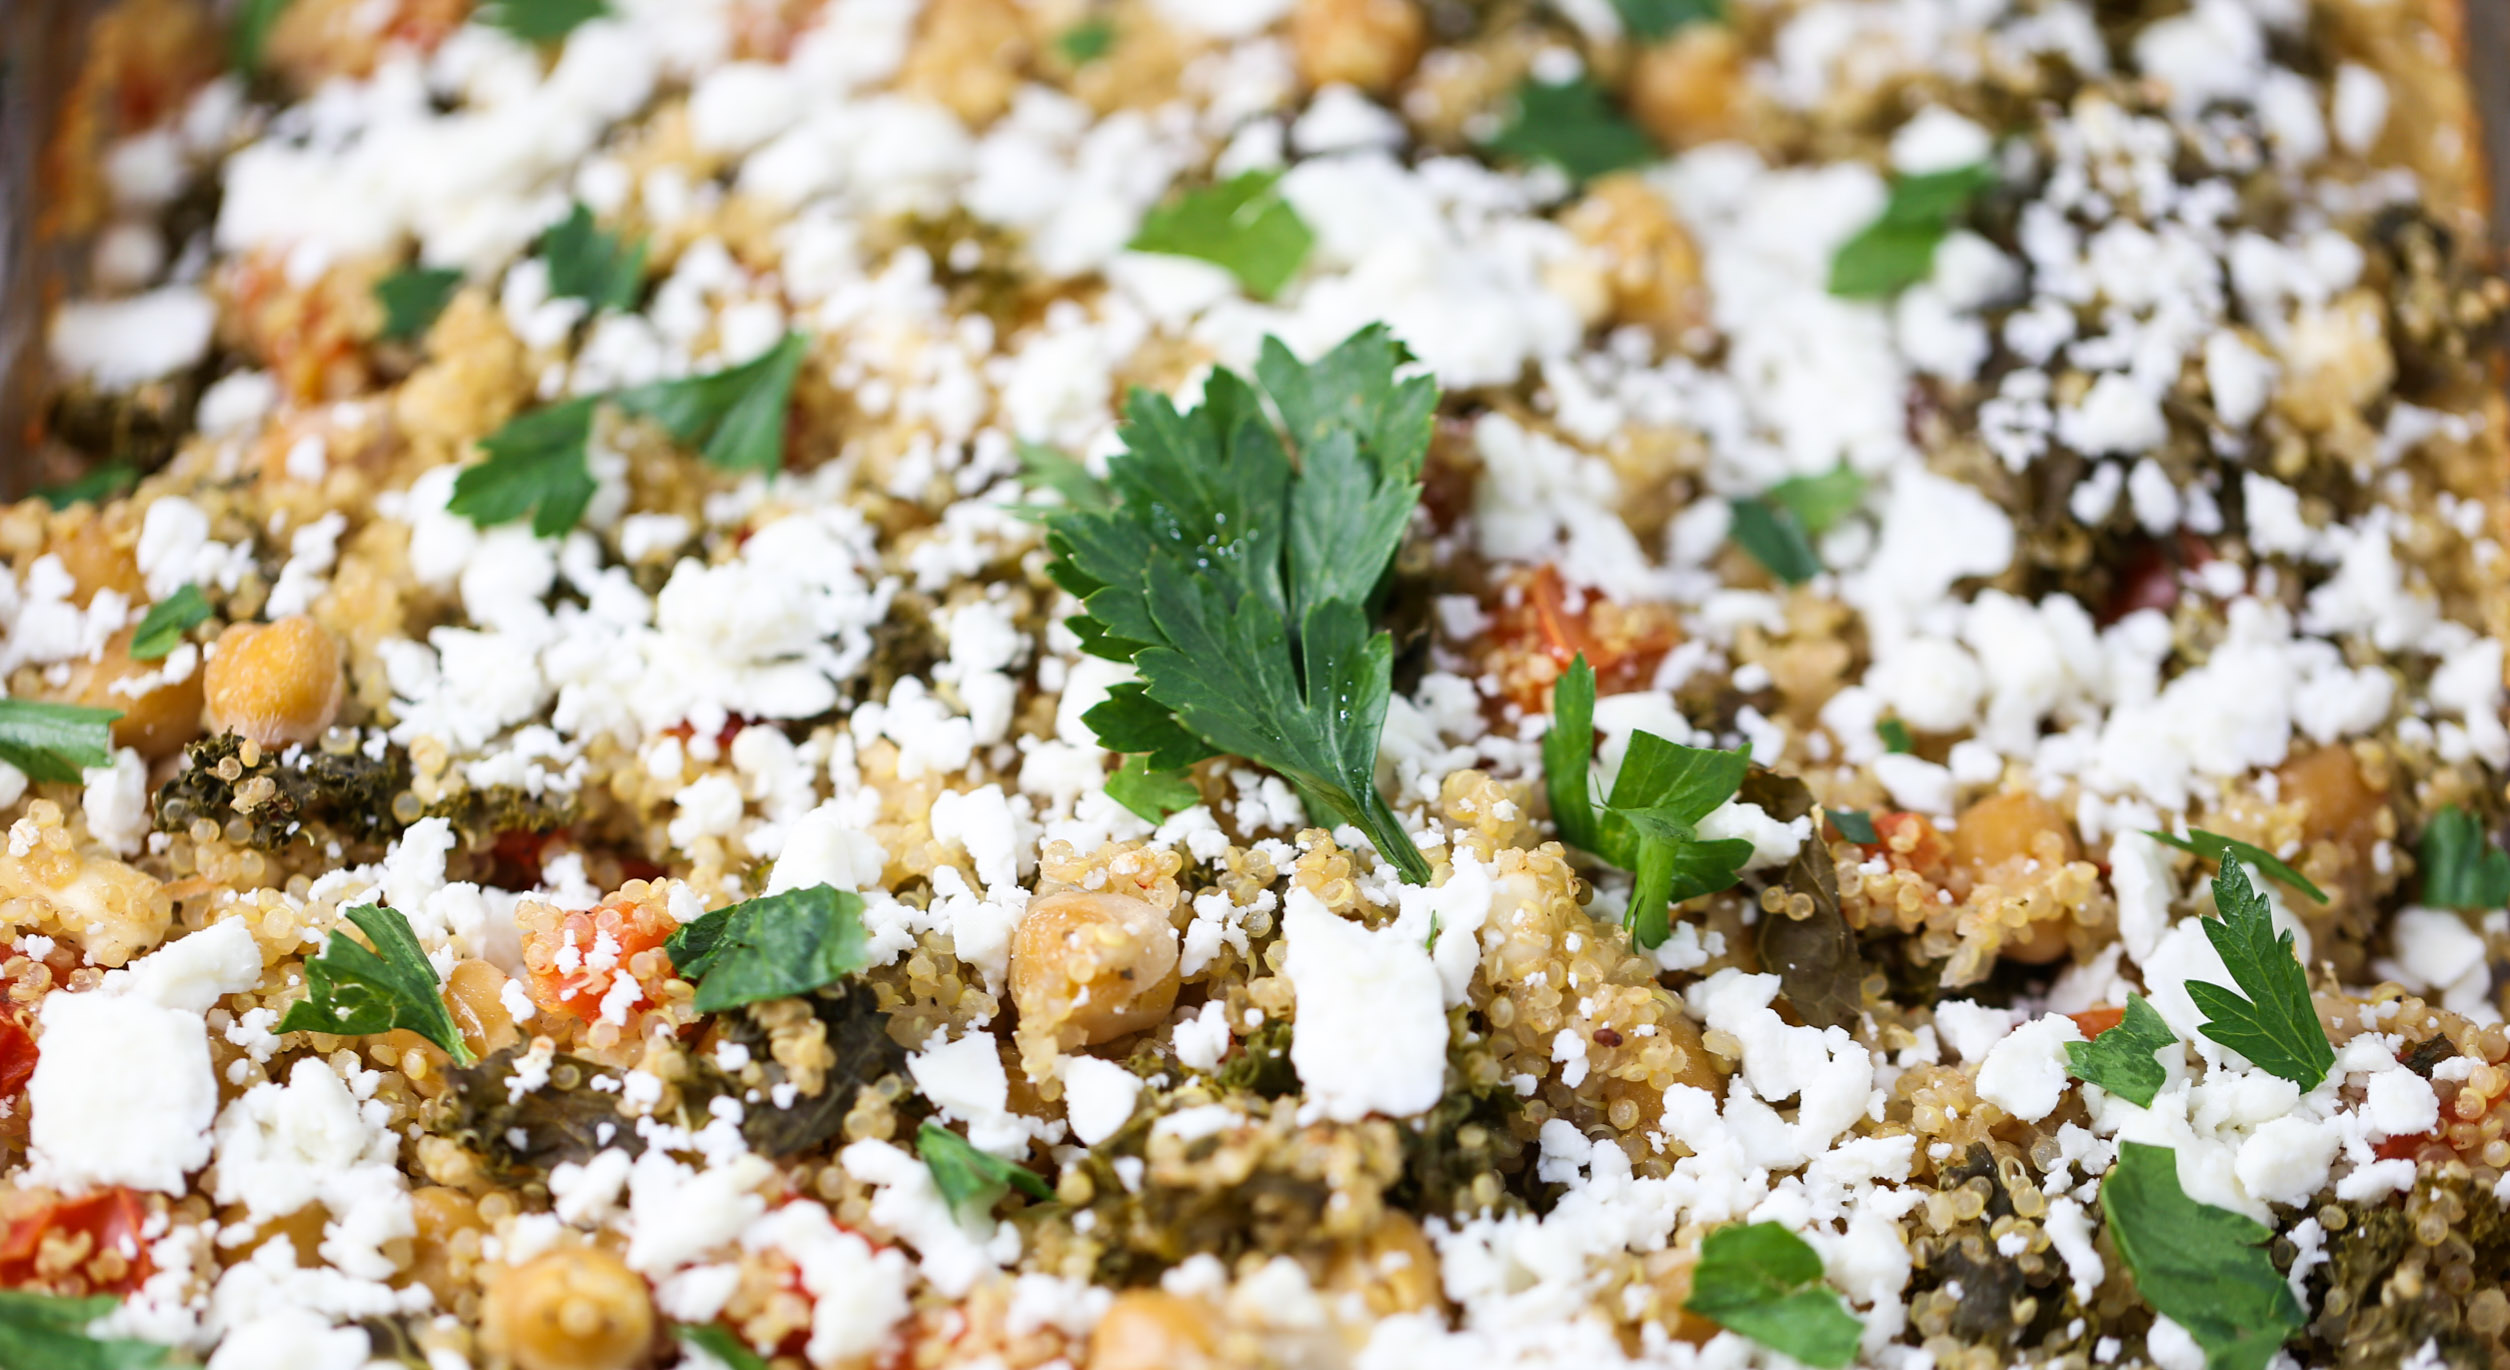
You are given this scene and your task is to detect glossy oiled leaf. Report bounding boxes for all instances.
[0,699,122,784]
[2186,861,2334,1090]
[1685,1222,1862,1369]
[1129,170,1314,299]
[130,585,211,661]
[615,333,807,474]
[2064,992,2176,1107]
[276,904,473,1064]
[917,1120,1052,1225]
[0,1289,173,1369]
[2417,805,2510,911]
[448,398,600,536]
[2101,1141,2304,1370]
[665,884,873,1014]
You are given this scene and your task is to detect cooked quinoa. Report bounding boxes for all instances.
[5,1,2510,1368]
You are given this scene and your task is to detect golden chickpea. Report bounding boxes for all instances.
[407,1186,486,1308]
[1325,1212,1444,1317]
[1561,174,1706,335]
[2276,744,2382,852]
[1290,0,1426,94]
[482,1246,655,1370]
[1627,26,1746,149]
[55,626,206,760]
[202,615,344,747]
[1088,1289,1220,1370]
[445,958,524,1060]
[1641,1249,1723,1344]
[897,0,1026,125]
[1951,791,2077,878]
[1010,890,1179,1049]
[50,511,147,607]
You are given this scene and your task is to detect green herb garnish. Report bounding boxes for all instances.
[35,463,138,511]
[277,904,474,1065]
[1106,755,1199,825]
[1727,496,1821,584]
[916,1120,1052,1223]
[129,586,211,662]
[2063,992,2176,1107]
[1877,719,1914,754]
[1683,1222,1863,1369]
[232,0,295,72]
[1611,0,1725,39]
[1486,76,1656,183]
[1055,16,1116,63]
[474,0,609,42]
[2186,860,2334,1090]
[0,700,121,783]
[673,1323,766,1370]
[448,397,600,537]
[2101,1141,2305,1370]
[375,266,464,343]
[539,203,646,312]
[0,1289,173,1369]
[1544,655,1752,948]
[1769,464,1867,535]
[1129,170,1314,300]
[2146,828,2328,904]
[615,333,807,475]
[1013,442,1112,513]
[1827,808,1877,844]
[665,884,873,1014]
[1037,326,1437,884]
[2419,804,2510,910]
[1828,162,1996,299]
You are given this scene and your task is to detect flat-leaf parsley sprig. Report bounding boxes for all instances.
[1683,1221,1863,1369]
[2186,859,2334,1090]
[278,904,474,1065]
[1034,325,1437,884]
[2101,1141,2304,1370]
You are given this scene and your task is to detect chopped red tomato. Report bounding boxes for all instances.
[2069,1006,2129,1040]
[0,1016,35,1100]
[1485,565,1682,713]
[0,1188,154,1295]
[519,892,677,1024]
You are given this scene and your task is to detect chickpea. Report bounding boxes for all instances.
[896,0,1025,125]
[2276,744,2383,852]
[1561,174,1705,335]
[482,1246,655,1370]
[1010,890,1179,1049]
[1627,25,1746,150]
[50,511,146,607]
[1290,0,1426,94]
[1088,1289,1220,1370]
[407,1186,486,1308]
[1951,791,2077,877]
[445,958,524,1060]
[202,615,344,747]
[54,626,206,760]
[1640,1249,1723,1344]
[1325,1212,1444,1317]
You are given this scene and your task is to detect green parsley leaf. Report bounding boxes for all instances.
[2186,860,2334,1090]
[615,333,807,475]
[1128,170,1315,300]
[35,463,138,510]
[2419,804,2510,911]
[1106,755,1200,825]
[232,0,295,72]
[2101,1141,2304,1370]
[375,266,463,343]
[539,203,646,312]
[0,699,121,783]
[2063,993,2177,1107]
[673,1323,766,1370]
[1056,15,1116,62]
[1684,1221,1863,1369]
[449,398,599,536]
[1877,718,1914,754]
[276,904,474,1065]
[664,884,873,1015]
[1767,464,1867,536]
[1486,76,1656,184]
[1042,326,1437,884]
[129,585,212,661]
[2145,828,2328,904]
[1543,655,1605,855]
[1727,496,1821,584]
[1611,0,1725,39]
[1828,162,1997,299]
[474,0,609,43]
[1827,808,1877,844]
[0,1289,173,1369]
[1013,441,1112,513]
[916,1120,1052,1224]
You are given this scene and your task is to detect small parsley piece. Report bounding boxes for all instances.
[1487,76,1656,183]
[0,1289,173,1369]
[232,0,295,72]
[1877,718,1914,754]
[0,700,121,783]
[35,463,138,510]
[916,1120,1052,1224]
[1768,464,1867,536]
[1727,496,1821,584]
[2063,992,2176,1107]
[1106,755,1199,825]
[1828,162,1996,299]
[1128,170,1314,300]
[1610,0,1725,39]
[673,1324,766,1370]
[539,203,647,312]
[1056,15,1116,63]
[665,884,873,1014]
[2419,804,2510,911]
[1013,441,1112,513]
[2145,827,2328,904]
[1543,655,1752,948]
[474,0,609,42]
[129,585,212,661]
[277,904,474,1065]
[615,333,808,475]
[449,397,599,536]
[1684,1222,1862,1369]
[1042,326,1437,884]
[2186,860,2334,1090]
[2101,1141,2304,1370]
[375,265,463,343]
[1827,808,1877,844]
